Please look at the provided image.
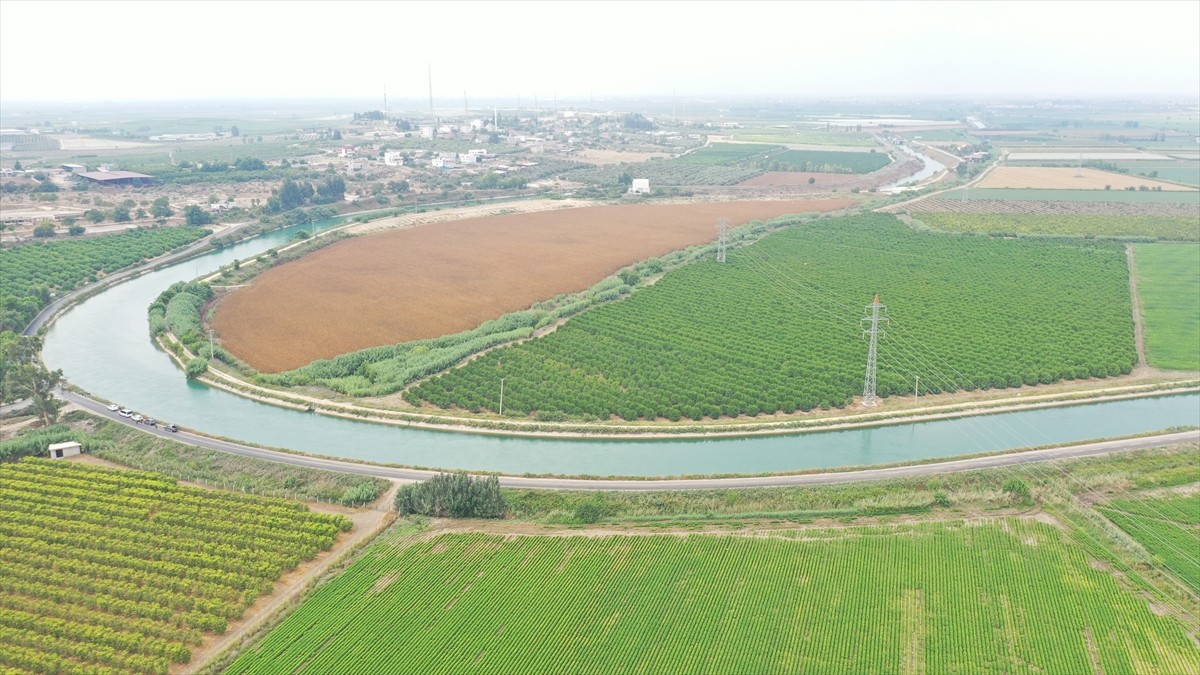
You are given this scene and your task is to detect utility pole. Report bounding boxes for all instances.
[914,375,919,399]
[498,377,505,417]
[716,216,729,263]
[962,183,969,203]
[861,294,888,407]
[427,63,434,116]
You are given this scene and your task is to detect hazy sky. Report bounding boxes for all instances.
[2,0,1198,103]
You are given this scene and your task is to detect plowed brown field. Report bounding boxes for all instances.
[213,199,853,372]
[977,167,1193,191]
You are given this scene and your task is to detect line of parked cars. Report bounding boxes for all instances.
[107,403,177,432]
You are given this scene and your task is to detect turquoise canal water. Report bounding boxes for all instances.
[43,217,1200,477]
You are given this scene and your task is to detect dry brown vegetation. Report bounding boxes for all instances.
[977,167,1194,191]
[214,199,853,372]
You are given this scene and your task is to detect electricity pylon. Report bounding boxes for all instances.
[716,216,729,263]
[862,294,888,407]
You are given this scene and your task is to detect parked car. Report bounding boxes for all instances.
[131,414,144,423]
[144,418,157,427]
[164,424,178,433]
[107,403,119,412]
[118,408,133,417]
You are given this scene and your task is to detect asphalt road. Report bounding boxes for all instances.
[64,390,1200,491]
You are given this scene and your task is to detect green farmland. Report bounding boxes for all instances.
[227,521,1200,674]
[1134,243,1200,370]
[0,458,350,674]
[913,212,1200,241]
[676,142,779,165]
[768,148,890,173]
[1097,493,1200,594]
[408,214,1136,421]
[0,225,210,333]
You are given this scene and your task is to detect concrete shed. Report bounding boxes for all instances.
[47,441,82,459]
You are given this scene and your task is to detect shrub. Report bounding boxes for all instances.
[185,357,209,380]
[574,501,604,524]
[395,472,507,518]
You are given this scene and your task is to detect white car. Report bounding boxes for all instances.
[118,408,133,417]
[107,403,119,412]
[131,414,144,423]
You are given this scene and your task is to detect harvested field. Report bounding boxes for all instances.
[214,199,854,372]
[737,171,857,187]
[575,149,672,165]
[977,167,1194,191]
[897,198,1200,218]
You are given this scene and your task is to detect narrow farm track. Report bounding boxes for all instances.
[60,390,1199,490]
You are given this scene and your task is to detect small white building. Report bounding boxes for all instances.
[431,157,457,169]
[345,161,364,172]
[419,126,435,139]
[457,153,483,165]
[383,151,405,167]
[48,441,82,459]
[629,178,650,194]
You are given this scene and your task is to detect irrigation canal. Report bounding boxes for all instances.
[42,215,1200,478]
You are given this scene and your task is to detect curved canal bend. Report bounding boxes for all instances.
[42,217,1200,477]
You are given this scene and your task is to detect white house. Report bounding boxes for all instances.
[431,157,456,169]
[457,153,483,165]
[419,126,435,139]
[345,161,364,172]
[384,151,405,167]
[48,441,82,459]
[629,178,651,194]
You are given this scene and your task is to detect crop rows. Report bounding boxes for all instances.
[567,143,779,186]
[0,226,209,332]
[1097,493,1200,594]
[913,212,1200,241]
[0,458,350,674]
[907,198,1200,218]
[767,149,890,174]
[408,214,1136,421]
[228,521,1200,674]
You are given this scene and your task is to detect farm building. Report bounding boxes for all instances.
[629,178,651,194]
[384,151,405,166]
[60,163,86,173]
[77,170,154,186]
[47,441,82,459]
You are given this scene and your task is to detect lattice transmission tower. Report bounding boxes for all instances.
[861,294,888,407]
[716,216,729,263]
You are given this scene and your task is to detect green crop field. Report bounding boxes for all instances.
[675,142,779,165]
[567,143,776,186]
[1134,243,1200,370]
[913,212,1200,241]
[227,520,1200,674]
[0,225,210,332]
[942,188,1200,203]
[408,214,1136,421]
[0,458,350,674]
[769,148,890,173]
[1097,493,1200,594]
[1107,163,1200,187]
[732,130,876,146]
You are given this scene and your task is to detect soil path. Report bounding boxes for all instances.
[1126,243,1149,371]
[184,481,400,673]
